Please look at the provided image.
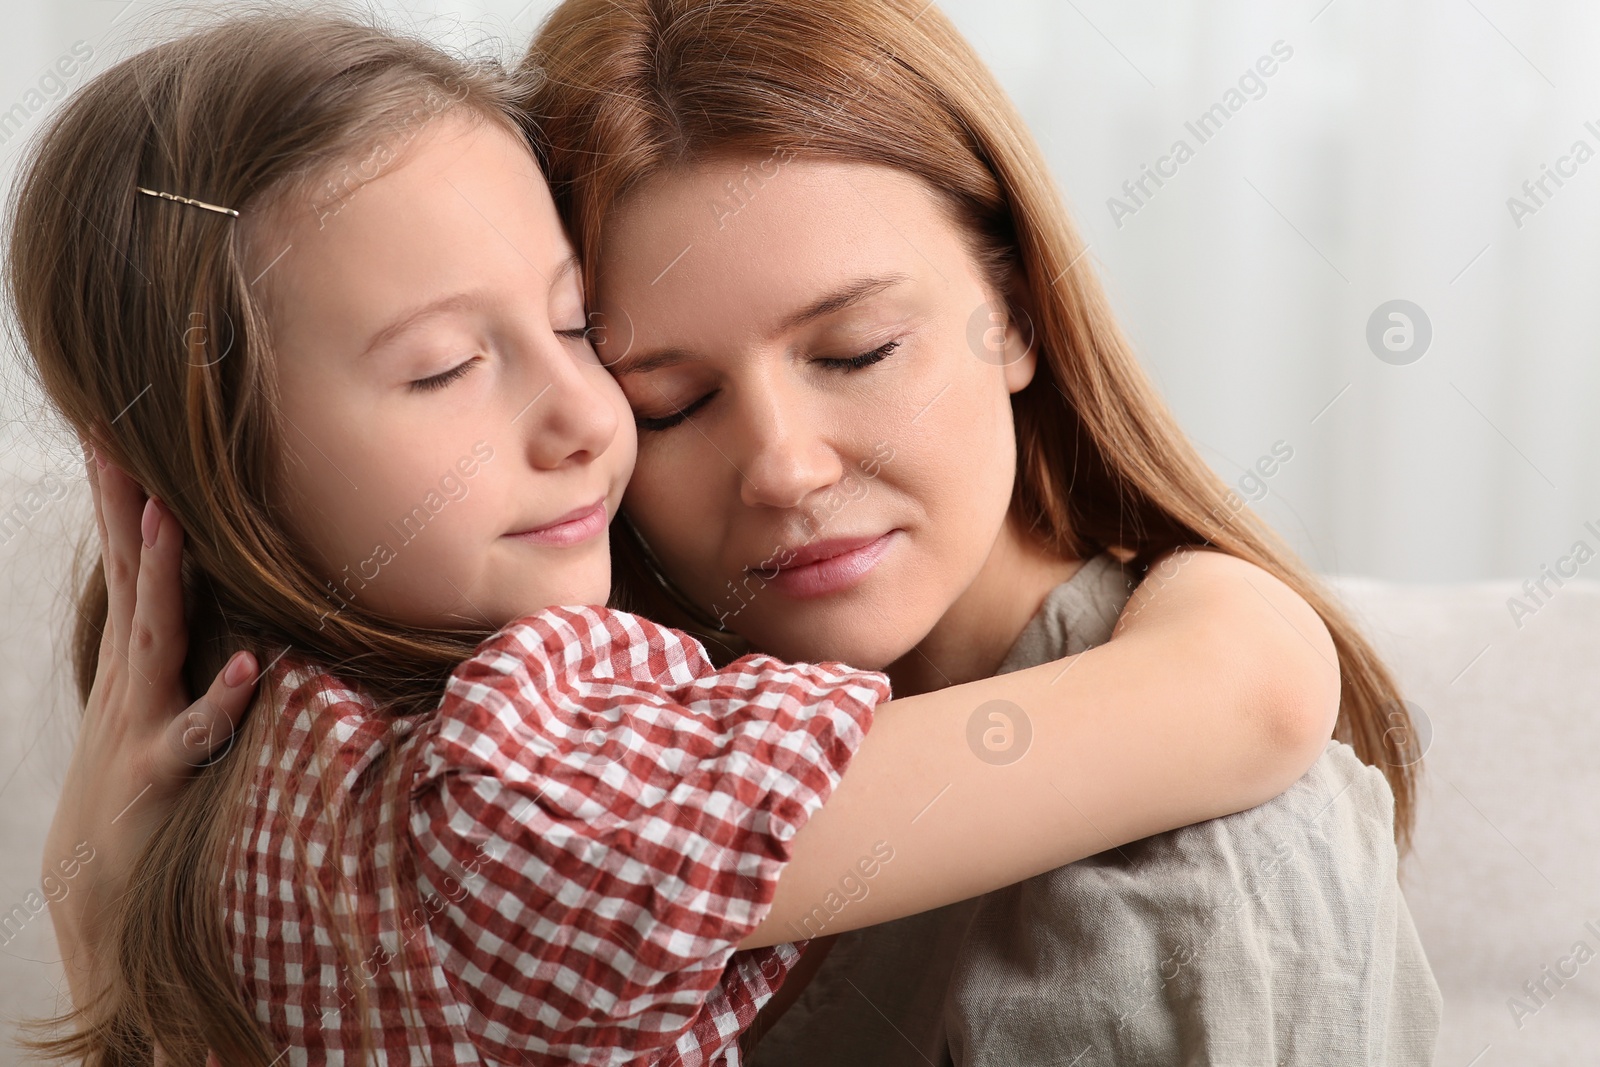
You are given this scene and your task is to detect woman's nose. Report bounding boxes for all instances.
[737,396,842,510]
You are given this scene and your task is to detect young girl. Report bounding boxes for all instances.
[20,11,1336,1065]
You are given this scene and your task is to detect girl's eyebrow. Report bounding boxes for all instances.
[359,290,490,360]
[357,255,577,360]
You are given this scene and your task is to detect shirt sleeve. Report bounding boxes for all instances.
[405,605,889,1062]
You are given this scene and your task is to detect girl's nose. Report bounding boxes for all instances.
[521,354,620,471]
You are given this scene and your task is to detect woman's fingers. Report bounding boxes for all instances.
[82,438,107,560]
[93,457,147,661]
[130,498,190,698]
[82,443,253,769]
[81,443,121,713]
[162,650,257,774]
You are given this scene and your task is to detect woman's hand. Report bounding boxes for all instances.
[44,447,257,1010]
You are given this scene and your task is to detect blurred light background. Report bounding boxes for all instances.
[5,0,1596,591]
[0,0,1594,1059]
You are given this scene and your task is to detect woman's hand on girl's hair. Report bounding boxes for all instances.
[44,446,258,1011]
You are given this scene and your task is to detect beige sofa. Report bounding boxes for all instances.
[1329,576,1600,1065]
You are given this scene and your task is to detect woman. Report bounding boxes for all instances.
[522,1,1436,1061]
[42,0,1429,1059]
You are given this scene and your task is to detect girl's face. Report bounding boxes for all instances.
[596,158,1039,670]
[254,114,636,629]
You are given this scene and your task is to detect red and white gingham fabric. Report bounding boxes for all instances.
[223,605,888,1064]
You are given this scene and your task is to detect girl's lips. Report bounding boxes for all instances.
[760,532,897,599]
[506,500,608,548]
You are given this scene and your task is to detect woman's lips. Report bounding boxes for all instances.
[505,500,608,548]
[758,532,897,599]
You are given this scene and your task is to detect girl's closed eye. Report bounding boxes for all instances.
[409,355,481,393]
[408,311,593,395]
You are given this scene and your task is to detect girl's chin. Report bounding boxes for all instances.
[491,577,613,618]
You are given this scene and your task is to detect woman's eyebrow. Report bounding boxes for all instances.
[609,346,693,375]
[551,252,580,288]
[609,273,913,375]
[777,272,912,332]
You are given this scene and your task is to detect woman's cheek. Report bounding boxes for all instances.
[917,393,1014,525]
[628,454,721,584]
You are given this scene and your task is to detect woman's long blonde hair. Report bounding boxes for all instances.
[9,12,531,1063]
[522,0,1421,851]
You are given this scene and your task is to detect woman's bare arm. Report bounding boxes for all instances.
[44,449,258,1010]
[740,548,1338,947]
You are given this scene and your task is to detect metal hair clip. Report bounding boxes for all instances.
[136,186,239,218]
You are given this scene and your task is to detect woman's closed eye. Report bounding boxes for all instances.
[633,340,901,432]
[636,390,717,432]
[819,339,900,372]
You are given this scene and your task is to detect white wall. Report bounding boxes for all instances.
[980,0,1600,587]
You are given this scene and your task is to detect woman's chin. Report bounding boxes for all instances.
[734,609,926,672]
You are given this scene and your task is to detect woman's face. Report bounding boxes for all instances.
[596,158,1038,668]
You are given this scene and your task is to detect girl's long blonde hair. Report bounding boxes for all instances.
[9,12,533,1063]
[522,0,1421,851]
